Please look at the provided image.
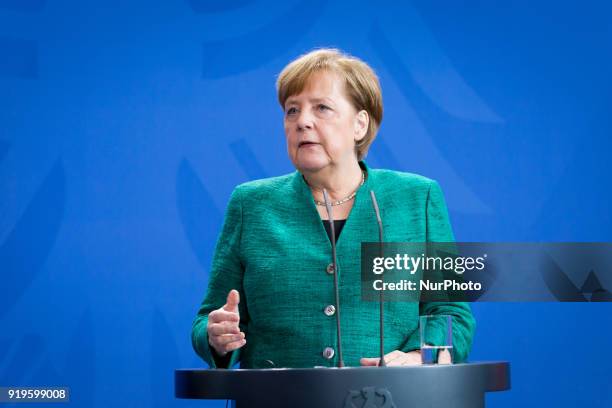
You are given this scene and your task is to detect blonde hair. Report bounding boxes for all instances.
[276,48,383,160]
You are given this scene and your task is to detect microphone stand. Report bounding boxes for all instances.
[369,190,386,367]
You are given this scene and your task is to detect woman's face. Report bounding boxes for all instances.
[283,70,368,173]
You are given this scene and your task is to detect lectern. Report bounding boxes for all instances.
[175,362,510,407]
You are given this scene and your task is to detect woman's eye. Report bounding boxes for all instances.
[286,107,298,115]
[318,104,331,112]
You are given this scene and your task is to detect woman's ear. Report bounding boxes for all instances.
[354,110,369,142]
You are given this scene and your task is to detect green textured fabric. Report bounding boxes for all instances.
[191,162,475,368]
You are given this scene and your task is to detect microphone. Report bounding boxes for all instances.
[322,189,345,368]
[369,190,386,367]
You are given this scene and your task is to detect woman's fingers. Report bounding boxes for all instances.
[359,357,379,366]
[210,331,246,355]
[208,309,240,324]
[382,350,403,364]
[437,348,452,364]
[222,337,247,353]
[361,350,424,366]
[208,321,240,336]
[215,332,245,346]
[387,351,422,366]
[360,350,402,366]
[223,289,240,313]
[207,290,245,355]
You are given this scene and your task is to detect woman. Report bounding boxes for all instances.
[192,48,475,368]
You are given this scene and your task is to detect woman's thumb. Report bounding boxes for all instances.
[224,289,240,312]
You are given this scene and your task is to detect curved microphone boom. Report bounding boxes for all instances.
[322,189,345,368]
[369,190,386,367]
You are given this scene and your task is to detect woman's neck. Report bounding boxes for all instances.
[303,160,363,202]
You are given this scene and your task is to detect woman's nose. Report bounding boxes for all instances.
[296,110,314,131]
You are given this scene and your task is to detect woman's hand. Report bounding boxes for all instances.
[360,350,422,366]
[360,349,452,366]
[207,289,246,356]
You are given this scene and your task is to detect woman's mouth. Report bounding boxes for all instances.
[299,141,319,148]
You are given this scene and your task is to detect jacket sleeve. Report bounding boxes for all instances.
[402,180,476,363]
[191,186,249,368]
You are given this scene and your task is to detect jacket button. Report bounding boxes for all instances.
[326,263,335,274]
[322,347,335,359]
[324,305,336,316]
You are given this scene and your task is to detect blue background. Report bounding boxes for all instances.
[1,1,611,406]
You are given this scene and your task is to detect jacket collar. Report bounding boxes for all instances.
[292,160,372,202]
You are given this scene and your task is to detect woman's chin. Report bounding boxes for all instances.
[295,156,329,173]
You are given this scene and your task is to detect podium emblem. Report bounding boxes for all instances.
[343,386,396,408]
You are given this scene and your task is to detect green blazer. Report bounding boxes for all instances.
[192,162,475,368]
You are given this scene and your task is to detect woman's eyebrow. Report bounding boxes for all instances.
[285,96,334,107]
[310,97,334,105]
[284,97,299,106]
